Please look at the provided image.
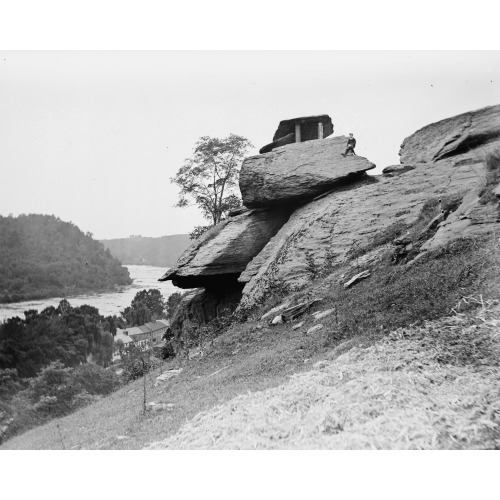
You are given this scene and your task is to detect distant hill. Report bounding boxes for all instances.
[0,214,132,303]
[100,234,191,267]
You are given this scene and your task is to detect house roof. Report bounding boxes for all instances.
[120,321,168,340]
[115,329,133,344]
[123,326,144,337]
[144,321,169,332]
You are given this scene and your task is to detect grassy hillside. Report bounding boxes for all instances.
[100,234,191,267]
[3,233,499,450]
[0,214,131,303]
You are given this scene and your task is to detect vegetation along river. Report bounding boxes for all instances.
[0,265,180,321]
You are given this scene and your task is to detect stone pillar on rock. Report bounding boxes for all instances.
[295,123,301,143]
[259,114,334,154]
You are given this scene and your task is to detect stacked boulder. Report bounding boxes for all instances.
[160,114,375,340]
[161,105,500,341]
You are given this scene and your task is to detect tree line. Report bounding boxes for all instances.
[0,214,132,303]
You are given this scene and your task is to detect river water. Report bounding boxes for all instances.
[0,265,181,321]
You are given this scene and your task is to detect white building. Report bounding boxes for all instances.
[113,320,170,359]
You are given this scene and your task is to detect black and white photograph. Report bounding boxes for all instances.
[0,3,499,498]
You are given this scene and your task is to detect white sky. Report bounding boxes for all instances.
[1,50,499,239]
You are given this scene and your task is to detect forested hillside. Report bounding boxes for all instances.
[100,234,191,267]
[0,214,132,303]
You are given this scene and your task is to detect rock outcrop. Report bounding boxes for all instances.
[399,104,500,165]
[159,207,292,289]
[419,186,500,255]
[162,104,500,332]
[237,105,500,311]
[169,287,243,349]
[240,137,375,208]
[237,158,488,309]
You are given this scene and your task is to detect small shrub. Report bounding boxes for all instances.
[121,345,161,382]
[0,369,24,400]
[161,340,176,360]
[32,395,59,415]
[73,363,121,396]
[479,149,500,205]
[305,252,320,280]
[72,391,101,410]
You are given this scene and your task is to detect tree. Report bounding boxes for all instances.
[0,299,117,377]
[114,339,125,357]
[122,303,151,327]
[166,292,183,319]
[131,289,165,317]
[171,134,253,228]
[121,289,166,326]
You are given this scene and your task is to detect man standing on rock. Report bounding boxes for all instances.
[342,133,356,156]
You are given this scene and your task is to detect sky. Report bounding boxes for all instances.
[1,51,499,239]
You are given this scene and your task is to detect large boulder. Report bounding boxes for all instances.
[159,207,292,289]
[240,136,376,208]
[399,104,500,165]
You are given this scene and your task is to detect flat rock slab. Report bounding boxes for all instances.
[159,206,292,288]
[261,300,292,320]
[307,324,324,335]
[240,136,376,208]
[155,369,183,386]
[147,401,176,412]
[343,270,370,289]
[313,309,335,321]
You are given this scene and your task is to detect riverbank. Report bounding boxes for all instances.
[0,265,179,321]
[0,283,128,305]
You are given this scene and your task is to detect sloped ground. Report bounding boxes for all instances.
[149,300,500,450]
[2,235,499,449]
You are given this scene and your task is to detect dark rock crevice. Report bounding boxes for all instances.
[169,284,244,345]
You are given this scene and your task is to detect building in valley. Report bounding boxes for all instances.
[114,319,170,357]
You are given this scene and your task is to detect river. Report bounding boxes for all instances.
[0,265,181,321]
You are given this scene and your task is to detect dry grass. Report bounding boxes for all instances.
[149,300,500,450]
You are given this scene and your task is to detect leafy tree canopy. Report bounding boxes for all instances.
[121,288,166,326]
[0,300,120,377]
[171,134,253,230]
[166,292,183,319]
